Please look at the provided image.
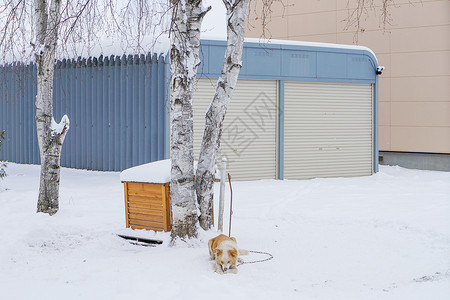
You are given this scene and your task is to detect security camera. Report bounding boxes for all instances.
[376,66,384,75]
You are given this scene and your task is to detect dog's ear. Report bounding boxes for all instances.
[231,237,237,242]
[229,249,238,258]
[214,249,223,257]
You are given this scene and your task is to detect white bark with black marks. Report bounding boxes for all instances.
[196,0,250,230]
[35,0,69,215]
[169,0,210,242]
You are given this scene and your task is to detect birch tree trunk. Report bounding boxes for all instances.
[169,0,210,241]
[196,0,250,230]
[35,0,70,215]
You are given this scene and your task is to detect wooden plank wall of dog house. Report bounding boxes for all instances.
[124,182,171,231]
[161,183,172,231]
[284,81,373,179]
[124,182,130,228]
[193,79,278,181]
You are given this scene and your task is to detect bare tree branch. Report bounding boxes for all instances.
[0,0,172,63]
[247,0,288,41]
[343,0,395,43]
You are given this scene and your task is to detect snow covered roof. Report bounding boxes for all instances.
[120,159,171,184]
[255,38,378,64]
[120,159,220,184]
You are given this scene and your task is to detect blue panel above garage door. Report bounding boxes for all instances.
[317,52,347,79]
[281,51,317,78]
[198,39,378,83]
[242,45,281,77]
[347,54,375,80]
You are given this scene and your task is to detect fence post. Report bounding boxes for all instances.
[218,157,227,232]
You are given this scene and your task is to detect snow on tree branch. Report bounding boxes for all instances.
[50,114,70,137]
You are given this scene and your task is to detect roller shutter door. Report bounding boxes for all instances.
[193,79,278,180]
[284,81,373,179]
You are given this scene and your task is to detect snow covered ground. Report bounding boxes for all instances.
[0,163,449,300]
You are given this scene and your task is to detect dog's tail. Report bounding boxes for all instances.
[239,248,249,256]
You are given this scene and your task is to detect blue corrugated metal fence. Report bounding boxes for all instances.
[0,53,169,171]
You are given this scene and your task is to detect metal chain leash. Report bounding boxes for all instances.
[237,250,274,266]
[226,174,273,267]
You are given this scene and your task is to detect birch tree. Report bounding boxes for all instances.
[168,0,253,238]
[34,0,69,215]
[169,0,210,240]
[195,0,250,230]
[168,0,272,239]
[33,1,168,215]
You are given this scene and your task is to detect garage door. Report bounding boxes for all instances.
[284,81,373,179]
[193,79,278,180]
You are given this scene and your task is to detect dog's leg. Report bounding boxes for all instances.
[238,248,249,255]
[208,240,215,259]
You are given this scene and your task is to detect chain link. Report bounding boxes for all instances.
[237,250,273,266]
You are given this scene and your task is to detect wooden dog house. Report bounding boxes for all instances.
[123,181,171,231]
[121,160,172,232]
[121,159,218,232]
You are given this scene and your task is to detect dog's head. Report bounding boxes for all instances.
[214,248,238,272]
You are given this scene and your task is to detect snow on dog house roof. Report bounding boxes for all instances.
[120,160,211,184]
[198,38,380,83]
[120,159,171,184]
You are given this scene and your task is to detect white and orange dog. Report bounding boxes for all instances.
[208,234,248,274]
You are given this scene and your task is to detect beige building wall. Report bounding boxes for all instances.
[247,0,450,154]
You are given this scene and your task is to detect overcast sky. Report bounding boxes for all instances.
[201,0,227,39]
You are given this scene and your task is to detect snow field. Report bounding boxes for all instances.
[0,163,449,300]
